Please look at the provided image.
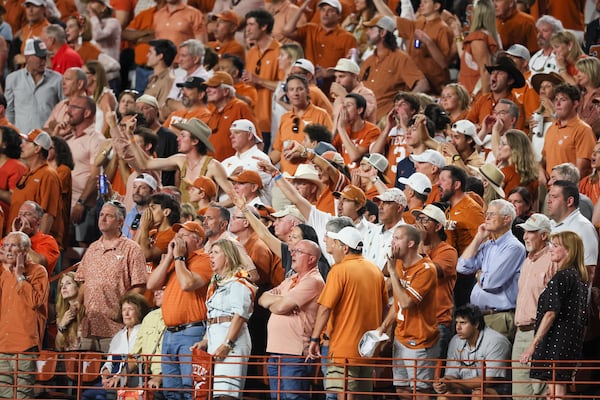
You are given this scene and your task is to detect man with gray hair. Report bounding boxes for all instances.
[512,213,554,400]
[75,201,147,352]
[164,39,209,116]
[41,24,83,74]
[0,231,49,399]
[529,15,563,75]
[544,162,593,220]
[457,198,526,339]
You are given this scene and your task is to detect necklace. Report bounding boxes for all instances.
[530,51,555,73]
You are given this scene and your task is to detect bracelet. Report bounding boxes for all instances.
[306,149,315,161]
[77,198,85,205]
[58,324,67,333]
[310,337,320,343]
[271,170,280,178]
[455,35,464,42]
[174,256,186,262]
[274,173,283,182]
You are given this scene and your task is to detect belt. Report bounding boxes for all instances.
[138,65,153,70]
[481,308,515,316]
[518,323,535,332]
[166,320,206,332]
[207,316,234,325]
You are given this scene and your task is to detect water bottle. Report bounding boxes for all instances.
[98,166,109,197]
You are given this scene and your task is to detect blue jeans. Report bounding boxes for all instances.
[267,355,313,400]
[319,345,337,400]
[162,325,205,400]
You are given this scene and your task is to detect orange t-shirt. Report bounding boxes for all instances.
[579,175,600,205]
[542,116,596,175]
[393,256,439,349]
[152,3,205,47]
[309,84,333,115]
[445,194,484,256]
[295,24,357,69]
[315,186,336,215]
[466,92,526,130]
[457,31,498,95]
[234,82,258,111]
[318,254,387,361]
[162,249,213,327]
[126,6,156,66]
[207,39,246,61]
[244,233,284,288]
[496,10,539,54]
[20,19,50,53]
[272,103,333,175]
[428,242,458,326]
[360,49,425,121]
[332,121,381,170]
[395,16,453,94]
[245,39,281,133]
[530,0,585,32]
[206,98,259,161]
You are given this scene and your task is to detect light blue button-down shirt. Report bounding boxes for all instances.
[457,230,525,310]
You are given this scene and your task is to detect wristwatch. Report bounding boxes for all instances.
[452,154,461,162]
[17,275,27,283]
[174,256,186,262]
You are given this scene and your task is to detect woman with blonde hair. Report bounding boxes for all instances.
[520,231,589,400]
[496,129,539,203]
[271,43,305,134]
[83,60,117,135]
[551,30,586,85]
[440,83,471,123]
[55,272,85,351]
[574,57,600,133]
[450,0,500,95]
[192,239,256,399]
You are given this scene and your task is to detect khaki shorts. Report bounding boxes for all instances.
[325,364,373,393]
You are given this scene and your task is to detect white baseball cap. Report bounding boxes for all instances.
[398,172,432,196]
[451,120,482,146]
[327,226,363,250]
[412,204,446,226]
[292,58,315,75]
[133,173,158,191]
[409,149,446,168]
[230,119,262,143]
[318,0,341,13]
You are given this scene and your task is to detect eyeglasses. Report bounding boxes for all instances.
[416,215,432,224]
[290,248,312,256]
[292,117,300,133]
[130,213,142,230]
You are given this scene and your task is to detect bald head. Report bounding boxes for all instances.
[291,239,321,273]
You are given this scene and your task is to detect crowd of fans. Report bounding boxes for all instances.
[0,0,600,399]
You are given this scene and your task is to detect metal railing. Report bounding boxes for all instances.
[1,351,599,399]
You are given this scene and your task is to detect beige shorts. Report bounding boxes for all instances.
[325,364,373,393]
